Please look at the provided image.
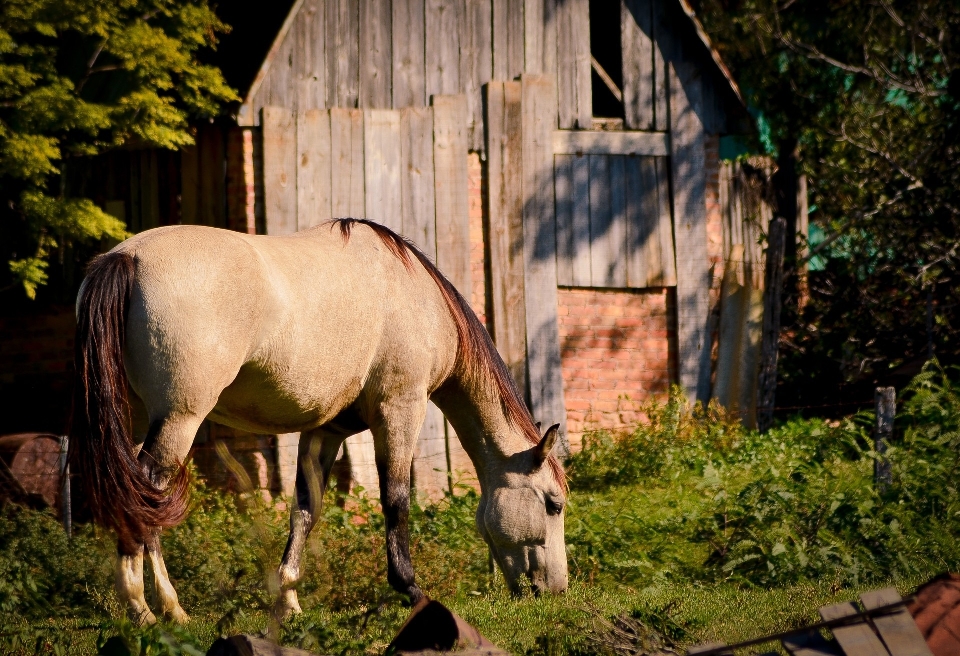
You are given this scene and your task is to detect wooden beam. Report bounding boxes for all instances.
[484,81,528,395]
[520,74,567,452]
[669,62,712,402]
[325,0,359,109]
[553,130,669,156]
[461,0,492,151]
[432,95,471,297]
[293,0,325,111]
[363,109,402,232]
[261,106,298,235]
[524,0,543,74]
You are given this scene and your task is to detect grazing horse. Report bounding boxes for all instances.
[70,219,567,625]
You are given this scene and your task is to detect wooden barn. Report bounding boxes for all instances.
[0,0,775,502]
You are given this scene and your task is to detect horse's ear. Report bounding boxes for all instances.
[535,421,542,434]
[534,424,560,467]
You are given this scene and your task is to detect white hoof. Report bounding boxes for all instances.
[130,604,157,627]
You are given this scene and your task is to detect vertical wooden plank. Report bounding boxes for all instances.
[461,0,492,152]
[507,0,525,79]
[818,603,891,656]
[609,156,628,287]
[297,109,332,229]
[713,245,745,411]
[670,62,711,402]
[521,74,567,451]
[492,0,509,81]
[554,155,574,286]
[330,108,365,218]
[400,107,436,256]
[262,107,298,234]
[588,155,612,286]
[626,157,657,287]
[360,0,392,109]
[524,0,543,74]
[485,81,528,394]
[180,144,199,225]
[860,588,933,656]
[432,95,471,296]
[295,0,325,110]
[425,0,461,99]
[654,156,677,285]
[542,0,557,82]
[326,0,359,109]
[392,0,426,108]
[570,154,591,286]
[556,0,592,128]
[364,109,403,232]
[621,0,655,130]
[651,0,669,131]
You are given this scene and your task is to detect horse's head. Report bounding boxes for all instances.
[476,423,568,596]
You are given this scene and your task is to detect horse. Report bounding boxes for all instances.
[70,219,568,625]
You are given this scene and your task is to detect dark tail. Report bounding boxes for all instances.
[69,252,189,551]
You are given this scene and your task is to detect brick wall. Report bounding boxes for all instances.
[0,306,75,435]
[557,287,676,449]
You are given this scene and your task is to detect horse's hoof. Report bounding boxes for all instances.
[274,592,303,621]
[164,605,190,624]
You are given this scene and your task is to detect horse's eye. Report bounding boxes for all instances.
[546,496,564,516]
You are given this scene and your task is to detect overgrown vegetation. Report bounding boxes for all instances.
[1,363,958,654]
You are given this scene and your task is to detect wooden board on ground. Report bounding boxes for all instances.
[819,602,890,656]
[485,80,528,395]
[261,106,298,235]
[860,588,933,656]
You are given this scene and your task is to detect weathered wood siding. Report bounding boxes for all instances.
[238,0,592,137]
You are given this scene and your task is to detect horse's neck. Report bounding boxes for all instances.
[431,374,525,488]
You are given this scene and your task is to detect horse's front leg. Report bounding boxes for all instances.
[275,428,344,619]
[372,401,427,603]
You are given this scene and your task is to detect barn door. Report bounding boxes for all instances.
[259,98,475,501]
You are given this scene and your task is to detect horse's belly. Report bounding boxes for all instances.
[209,361,364,434]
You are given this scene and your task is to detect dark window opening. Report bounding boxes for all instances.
[589,0,625,119]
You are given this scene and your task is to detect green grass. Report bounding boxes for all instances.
[2,362,959,654]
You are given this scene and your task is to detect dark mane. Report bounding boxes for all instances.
[329,219,566,490]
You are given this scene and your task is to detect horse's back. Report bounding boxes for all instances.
[111,224,455,433]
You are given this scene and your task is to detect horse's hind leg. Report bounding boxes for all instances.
[116,412,205,625]
[275,428,344,619]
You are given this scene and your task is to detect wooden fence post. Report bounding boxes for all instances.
[58,435,71,537]
[875,386,895,492]
[757,217,786,432]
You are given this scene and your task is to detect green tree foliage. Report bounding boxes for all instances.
[0,0,237,298]
[697,0,960,404]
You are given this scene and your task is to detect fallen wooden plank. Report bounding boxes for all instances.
[819,601,890,656]
[782,630,843,656]
[553,130,669,156]
[860,588,933,656]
